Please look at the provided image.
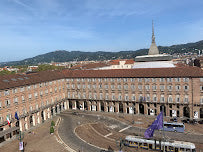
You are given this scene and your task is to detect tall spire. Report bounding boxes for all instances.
[148,20,159,55]
[152,20,155,43]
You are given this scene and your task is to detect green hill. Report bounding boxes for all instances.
[1,40,203,66]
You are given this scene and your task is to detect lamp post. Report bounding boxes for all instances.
[116,137,124,152]
[17,130,24,152]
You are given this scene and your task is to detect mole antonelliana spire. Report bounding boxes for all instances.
[148,20,159,55]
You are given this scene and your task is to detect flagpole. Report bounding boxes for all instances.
[162,106,165,152]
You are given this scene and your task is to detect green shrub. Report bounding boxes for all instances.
[51,121,55,126]
[50,126,54,134]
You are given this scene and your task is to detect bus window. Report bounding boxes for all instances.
[149,144,153,149]
[143,143,148,149]
[180,148,185,152]
[175,147,178,152]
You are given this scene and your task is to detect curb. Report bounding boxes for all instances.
[55,117,76,152]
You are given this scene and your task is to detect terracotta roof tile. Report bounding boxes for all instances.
[0,67,202,90]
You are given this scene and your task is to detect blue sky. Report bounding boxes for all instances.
[0,0,203,62]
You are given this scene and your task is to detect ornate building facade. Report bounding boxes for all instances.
[0,67,203,143]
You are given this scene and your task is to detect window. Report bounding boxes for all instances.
[112,94,115,100]
[100,93,103,100]
[83,84,86,89]
[131,85,135,90]
[138,85,142,90]
[34,92,38,98]
[27,85,31,90]
[29,94,32,100]
[125,95,129,101]
[200,97,203,104]
[176,95,180,103]
[152,78,157,82]
[168,85,173,91]
[145,78,150,82]
[160,78,165,82]
[200,86,203,91]
[4,90,9,96]
[72,84,75,89]
[124,85,128,90]
[132,95,136,101]
[175,85,181,91]
[99,84,102,89]
[130,78,135,82]
[105,94,109,100]
[45,89,48,95]
[111,85,115,90]
[160,85,165,91]
[5,99,10,106]
[93,84,96,89]
[123,78,128,82]
[175,78,181,82]
[168,95,173,103]
[146,94,150,102]
[88,84,91,89]
[184,96,189,103]
[110,78,115,82]
[12,88,17,94]
[152,85,157,90]
[105,85,108,90]
[183,78,189,82]
[138,78,142,82]
[118,85,122,90]
[160,95,165,102]
[118,94,122,100]
[117,78,121,82]
[22,96,25,102]
[0,101,2,109]
[145,85,150,91]
[89,94,92,99]
[94,93,97,99]
[153,95,157,102]
[167,78,173,82]
[184,85,189,91]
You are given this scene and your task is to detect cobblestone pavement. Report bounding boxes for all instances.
[0,116,67,152]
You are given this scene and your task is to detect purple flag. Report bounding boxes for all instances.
[144,111,163,138]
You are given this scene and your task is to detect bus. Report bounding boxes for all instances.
[163,122,185,133]
[124,135,196,152]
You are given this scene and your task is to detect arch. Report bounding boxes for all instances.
[183,106,190,118]
[160,105,166,116]
[139,104,144,114]
[119,102,123,113]
[100,102,104,111]
[41,111,44,123]
[29,115,33,127]
[69,101,73,109]
[76,101,80,109]
[84,101,88,110]
[51,107,54,116]
[200,108,203,119]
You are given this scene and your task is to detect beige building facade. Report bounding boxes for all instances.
[0,67,203,143]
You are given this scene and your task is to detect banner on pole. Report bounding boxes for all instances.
[19,142,23,150]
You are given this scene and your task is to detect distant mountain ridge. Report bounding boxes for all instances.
[1,40,203,66]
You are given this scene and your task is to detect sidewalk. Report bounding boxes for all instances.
[0,116,67,152]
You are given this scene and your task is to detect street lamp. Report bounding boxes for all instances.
[116,137,124,152]
[17,130,24,152]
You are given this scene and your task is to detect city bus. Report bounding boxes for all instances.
[163,122,185,133]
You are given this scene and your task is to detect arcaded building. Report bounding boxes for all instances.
[0,67,203,142]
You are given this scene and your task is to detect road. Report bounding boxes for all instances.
[58,111,203,152]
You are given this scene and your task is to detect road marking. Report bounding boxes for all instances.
[119,125,131,132]
[104,133,112,137]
